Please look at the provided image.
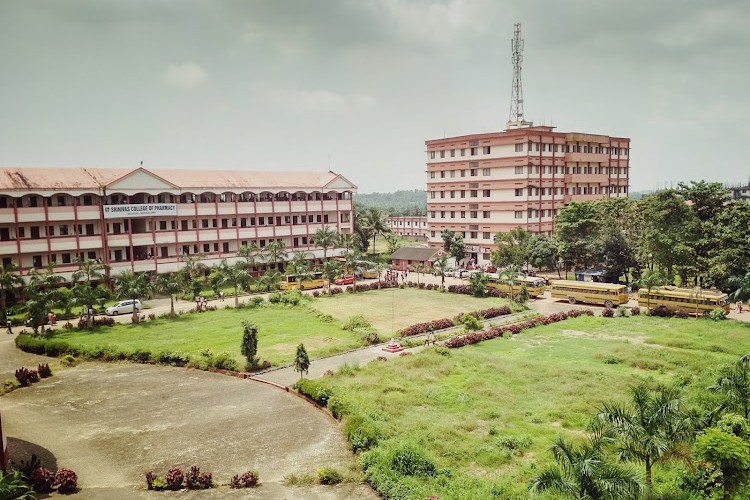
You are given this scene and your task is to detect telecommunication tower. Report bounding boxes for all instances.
[506,23,533,130]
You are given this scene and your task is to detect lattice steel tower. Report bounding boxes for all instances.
[507,23,533,129]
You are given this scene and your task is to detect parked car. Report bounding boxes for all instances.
[106,299,142,316]
[334,275,356,285]
[444,269,457,277]
[455,268,469,278]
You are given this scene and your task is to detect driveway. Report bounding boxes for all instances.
[2,351,376,498]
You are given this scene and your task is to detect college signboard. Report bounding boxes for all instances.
[103,203,177,219]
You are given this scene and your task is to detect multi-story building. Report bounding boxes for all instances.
[425,126,630,265]
[0,167,356,280]
[386,216,428,239]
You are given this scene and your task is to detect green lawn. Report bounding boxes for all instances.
[308,315,750,499]
[311,288,509,335]
[49,305,362,365]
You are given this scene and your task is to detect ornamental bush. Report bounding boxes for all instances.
[230,470,259,488]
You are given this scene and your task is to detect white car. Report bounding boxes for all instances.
[106,299,143,316]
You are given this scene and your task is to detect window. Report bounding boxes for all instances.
[440,211,445,218]
[460,190,466,198]
[430,172,435,178]
[470,190,478,197]
[483,146,491,154]
[83,195,93,206]
[440,191,445,199]
[159,221,167,230]
[440,171,445,178]
[221,219,228,228]
[470,231,478,238]
[470,169,477,176]
[450,149,455,157]
[0,228,9,241]
[201,219,209,228]
[460,169,466,177]
[440,151,445,158]
[515,143,524,152]
[460,148,465,156]
[17,227,25,238]
[470,147,478,155]
[450,170,455,178]
[482,168,491,176]
[62,253,71,264]
[470,211,478,218]
[450,211,455,218]
[203,243,210,253]
[514,189,523,197]
[515,166,524,174]
[450,191,455,199]
[30,226,40,239]
[430,191,436,199]
[483,211,491,218]
[515,211,523,219]
[460,211,466,218]
[430,151,435,159]
[57,195,66,206]
[430,211,436,218]
[213,243,219,252]
[483,232,491,239]
[482,189,491,197]
[85,224,94,235]
[28,197,38,208]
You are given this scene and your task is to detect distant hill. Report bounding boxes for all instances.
[356,189,427,216]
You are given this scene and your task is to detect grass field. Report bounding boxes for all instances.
[308,315,750,499]
[49,304,362,365]
[311,288,509,335]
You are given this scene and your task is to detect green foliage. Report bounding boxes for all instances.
[294,343,310,379]
[389,445,437,477]
[492,226,531,269]
[0,470,35,500]
[343,314,373,331]
[710,308,728,321]
[241,320,258,365]
[355,190,426,216]
[468,272,488,297]
[457,313,483,332]
[316,467,343,485]
[695,428,750,498]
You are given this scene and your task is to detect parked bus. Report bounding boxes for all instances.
[356,261,379,279]
[550,280,629,308]
[486,275,547,298]
[281,272,325,291]
[638,286,730,315]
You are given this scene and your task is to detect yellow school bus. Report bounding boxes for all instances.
[550,280,629,308]
[638,286,730,315]
[486,275,547,298]
[281,272,325,291]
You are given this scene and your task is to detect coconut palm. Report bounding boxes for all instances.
[432,255,450,289]
[530,425,643,499]
[711,354,750,420]
[181,253,207,282]
[0,261,23,322]
[337,233,357,256]
[322,259,341,291]
[361,207,389,255]
[115,271,152,323]
[54,286,76,319]
[343,250,362,288]
[258,269,282,292]
[23,282,51,333]
[410,262,427,287]
[313,227,338,261]
[729,270,750,303]
[597,383,694,491]
[237,242,260,271]
[499,265,522,302]
[71,258,108,326]
[636,269,667,310]
[154,273,184,316]
[217,260,250,307]
[264,240,288,271]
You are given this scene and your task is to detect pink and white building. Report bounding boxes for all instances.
[386,216,428,239]
[0,167,356,280]
[426,126,630,265]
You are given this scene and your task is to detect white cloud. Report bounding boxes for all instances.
[271,88,376,113]
[163,63,208,89]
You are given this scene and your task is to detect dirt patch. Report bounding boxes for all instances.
[559,329,652,346]
[3,361,376,499]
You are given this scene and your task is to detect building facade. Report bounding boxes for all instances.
[386,216,428,239]
[0,167,356,280]
[425,126,630,265]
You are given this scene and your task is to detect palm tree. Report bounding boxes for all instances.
[410,262,427,287]
[432,255,450,289]
[711,354,750,420]
[371,256,390,289]
[343,250,362,288]
[530,425,643,499]
[154,273,184,316]
[180,253,207,282]
[313,227,338,261]
[54,286,76,319]
[287,251,312,276]
[23,282,51,334]
[729,270,750,304]
[361,207,389,255]
[597,383,694,491]
[258,270,282,292]
[0,262,23,322]
[237,242,260,271]
[337,233,357,256]
[115,271,152,323]
[217,260,250,307]
[264,240,288,271]
[636,269,666,310]
[499,265,522,302]
[383,232,403,256]
[71,258,108,326]
[322,259,341,291]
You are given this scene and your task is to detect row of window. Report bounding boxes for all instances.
[427,208,560,221]
[0,192,352,208]
[431,165,628,179]
[429,189,493,199]
[430,210,492,219]
[430,146,491,159]
[428,185,628,200]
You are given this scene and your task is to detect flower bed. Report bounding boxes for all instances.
[399,305,514,337]
[444,309,593,348]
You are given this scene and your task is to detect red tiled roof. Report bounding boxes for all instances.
[0,167,354,191]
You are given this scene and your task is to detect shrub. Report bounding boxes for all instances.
[212,352,239,371]
[0,470,34,499]
[151,476,168,491]
[185,466,213,490]
[650,306,672,317]
[37,363,52,378]
[674,309,690,319]
[3,378,20,392]
[54,468,78,494]
[400,318,455,337]
[343,314,373,331]
[317,467,343,485]
[268,292,282,304]
[601,307,614,318]
[345,414,382,453]
[709,308,728,321]
[13,453,42,479]
[165,466,184,490]
[43,340,70,357]
[496,435,532,454]
[30,467,55,493]
[129,349,152,363]
[15,367,39,386]
[630,306,641,316]
[390,446,436,477]
[14,335,46,355]
[616,305,629,317]
[230,470,259,488]
[361,331,382,346]
[312,290,320,297]
[148,313,156,321]
[280,290,303,305]
[458,313,483,332]
[145,471,157,490]
[295,379,333,406]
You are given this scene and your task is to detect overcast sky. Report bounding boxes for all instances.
[1,0,748,193]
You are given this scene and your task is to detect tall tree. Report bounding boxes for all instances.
[636,269,667,310]
[409,262,427,287]
[217,260,250,308]
[499,265,522,303]
[711,354,750,420]
[729,271,750,303]
[597,383,694,491]
[640,191,695,282]
[600,227,637,283]
[441,229,455,252]
[432,255,450,289]
[337,232,357,256]
[264,240,287,271]
[383,232,403,256]
[530,423,643,500]
[450,232,466,264]
[312,227,338,261]
[527,234,561,277]
[0,261,23,322]
[321,259,341,291]
[555,202,601,270]
[361,207,389,254]
[71,258,108,328]
[257,270,282,292]
[493,226,531,269]
[294,343,310,380]
[115,271,151,323]
[237,242,260,271]
[241,320,259,369]
[154,273,183,316]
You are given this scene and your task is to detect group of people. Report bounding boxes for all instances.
[385,269,408,285]
[195,296,210,311]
